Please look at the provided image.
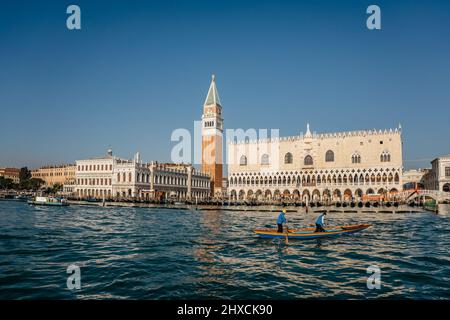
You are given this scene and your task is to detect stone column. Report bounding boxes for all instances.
[149,163,155,191]
[187,166,193,200]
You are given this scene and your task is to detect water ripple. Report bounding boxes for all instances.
[0,201,449,299]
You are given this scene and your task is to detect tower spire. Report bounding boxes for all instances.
[305,123,312,137]
[204,74,221,106]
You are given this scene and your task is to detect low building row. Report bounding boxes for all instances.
[74,149,211,200]
[31,164,76,194]
[24,152,450,200]
[0,167,20,183]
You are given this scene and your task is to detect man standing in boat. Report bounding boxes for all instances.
[277,209,287,233]
[315,211,327,232]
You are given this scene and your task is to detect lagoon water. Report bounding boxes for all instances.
[0,200,448,299]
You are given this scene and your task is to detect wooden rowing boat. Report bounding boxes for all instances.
[254,224,372,240]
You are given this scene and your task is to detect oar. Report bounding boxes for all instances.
[285,223,289,245]
[341,224,367,230]
[341,225,358,230]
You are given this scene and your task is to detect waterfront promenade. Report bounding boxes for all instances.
[66,199,449,214]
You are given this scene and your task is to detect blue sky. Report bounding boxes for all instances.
[0,0,449,170]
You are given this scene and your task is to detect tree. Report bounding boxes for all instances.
[52,183,63,194]
[43,183,63,195]
[19,167,31,183]
[27,178,45,191]
[0,177,14,190]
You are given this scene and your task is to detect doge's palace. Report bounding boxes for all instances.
[227,124,403,202]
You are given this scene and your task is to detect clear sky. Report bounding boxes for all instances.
[1,0,449,170]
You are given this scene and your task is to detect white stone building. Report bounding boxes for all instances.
[402,169,429,190]
[75,150,210,200]
[423,155,450,192]
[75,149,115,198]
[112,152,151,198]
[227,124,403,202]
[147,162,211,200]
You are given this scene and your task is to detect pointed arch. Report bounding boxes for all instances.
[284,152,293,164]
[344,189,352,201]
[325,150,334,162]
[380,150,391,163]
[312,189,321,201]
[394,172,399,183]
[304,155,313,166]
[355,188,363,198]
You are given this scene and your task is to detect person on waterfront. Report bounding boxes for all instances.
[277,209,287,233]
[314,211,327,233]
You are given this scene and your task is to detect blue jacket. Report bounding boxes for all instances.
[277,213,286,225]
[316,214,325,226]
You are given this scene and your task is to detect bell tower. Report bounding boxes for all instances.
[201,74,223,196]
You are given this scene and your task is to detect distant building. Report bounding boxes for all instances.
[228,124,403,202]
[74,149,210,200]
[145,162,210,200]
[31,164,76,189]
[75,149,123,199]
[402,168,429,190]
[423,155,450,192]
[0,168,20,183]
[112,152,151,198]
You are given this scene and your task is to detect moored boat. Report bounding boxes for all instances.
[14,194,31,201]
[254,224,371,240]
[28,196,69,206]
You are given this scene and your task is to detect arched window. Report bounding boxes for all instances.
[325,150,334,162]
[240,155,247,166]
[284,152,293,164]
[352,153,361,164]
[380,151,391,162]
[261,154,270,165]
[304,155,313,166]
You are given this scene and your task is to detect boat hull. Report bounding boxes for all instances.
[27,201,69,206]
[254,224,371,240]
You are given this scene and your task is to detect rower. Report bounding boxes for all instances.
[314,211,327,233]
[277,209,287,233]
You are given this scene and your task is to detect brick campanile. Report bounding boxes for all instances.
[201,74,223,197]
